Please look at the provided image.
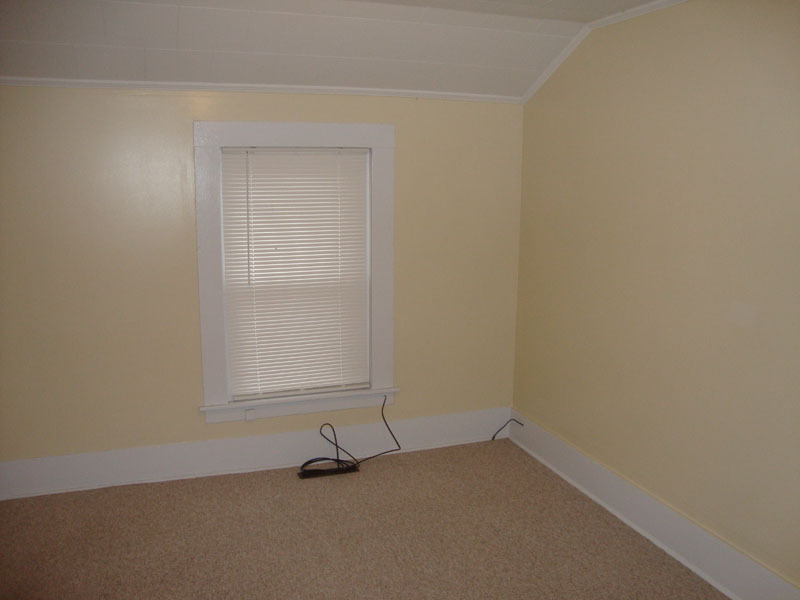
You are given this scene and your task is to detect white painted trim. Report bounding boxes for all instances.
[522,0,688,103]
[521,25,590,103]
[0,77,521,105]
[202,388,398,423]
[509,410,800,600]
[0,406,511,501]
[589,0,688,29]
[5,403,794,598]
[193,122,395,422]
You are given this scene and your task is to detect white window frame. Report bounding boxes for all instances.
[194,122,395,423]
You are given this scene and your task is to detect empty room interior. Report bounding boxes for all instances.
[0,0,798,598]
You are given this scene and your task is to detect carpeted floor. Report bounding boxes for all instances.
[0,440,729,599]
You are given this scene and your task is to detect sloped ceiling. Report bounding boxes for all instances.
[0,0,684,102]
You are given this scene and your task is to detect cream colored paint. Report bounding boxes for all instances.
[515,0,800,585]
[0,87,522,460]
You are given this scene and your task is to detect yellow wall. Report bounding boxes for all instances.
[515,0,800,585]
[0,87,522,460]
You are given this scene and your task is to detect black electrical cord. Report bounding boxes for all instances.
[350,395,401,465]
[298,395,401,478]
[298,422,360,473]
[491,418,523,440]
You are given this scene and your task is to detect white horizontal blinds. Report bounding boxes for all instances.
[221,147,370,400]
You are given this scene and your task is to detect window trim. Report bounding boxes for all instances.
[193,122,395,423]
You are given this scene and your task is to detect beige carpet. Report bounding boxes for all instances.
[0,440,729,599]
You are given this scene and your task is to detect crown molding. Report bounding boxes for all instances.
[589,0,688,29]
[522,0,688,104]
[0,76,521,104]
[521,25,590,103]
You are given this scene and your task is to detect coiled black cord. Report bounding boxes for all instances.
[298,395,401,477]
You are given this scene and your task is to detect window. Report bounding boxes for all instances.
[194,123,395,422]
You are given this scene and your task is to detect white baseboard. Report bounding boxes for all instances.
[6,405,794,599]
[508,410,800,600]
[0,406,511,501]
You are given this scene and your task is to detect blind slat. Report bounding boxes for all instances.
[221,147,370,399]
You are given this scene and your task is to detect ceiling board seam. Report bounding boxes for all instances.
[110,0,576,36]
[10,41,541,74]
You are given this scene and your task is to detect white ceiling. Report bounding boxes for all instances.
[0,0,683,102]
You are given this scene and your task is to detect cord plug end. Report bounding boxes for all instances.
[298,463,360,479]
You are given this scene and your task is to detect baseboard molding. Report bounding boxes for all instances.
[0,406,511,501]
[508,410,799,600]
[6,406,795,598]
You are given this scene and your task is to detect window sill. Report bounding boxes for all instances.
[200,387,398,423]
